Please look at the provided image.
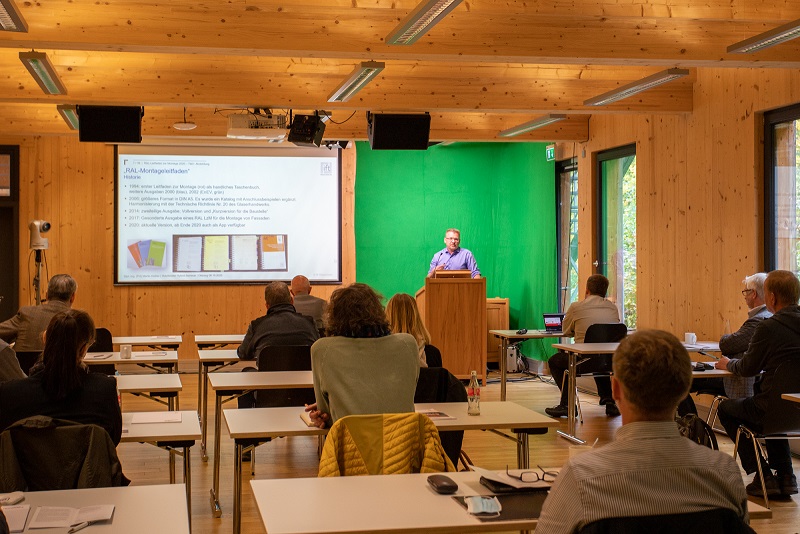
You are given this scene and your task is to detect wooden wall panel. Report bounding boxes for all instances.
[3,135,356,359]
[570,67,800,342]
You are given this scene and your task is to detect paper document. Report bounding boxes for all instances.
[469,465,554,490]
[29,504,114,529]
[131,412,182,424]
[1,504,30,533]
[416,408,456,420]
[84,353,112,360]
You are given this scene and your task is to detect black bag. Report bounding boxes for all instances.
[676,413,718,450]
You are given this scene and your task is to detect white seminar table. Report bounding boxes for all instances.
[224,402,558,534]
[112,335,182,351]
[197,348,241,462]
[552,341,724,444]
[250,470,773,534]
[84,350,179,374]
[207,370,314,517]
[115,373,183,410]
[121,410,200,522]
[490,329,566,401]
[13,484,190,534]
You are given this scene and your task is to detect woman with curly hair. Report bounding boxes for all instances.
[305,283,419,428]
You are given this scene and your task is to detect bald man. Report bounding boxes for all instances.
[290,275,327,333]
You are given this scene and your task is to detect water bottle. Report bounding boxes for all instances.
[467,370,480,415]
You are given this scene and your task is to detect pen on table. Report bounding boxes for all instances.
[698,351,720,360]
[68,521,90,533]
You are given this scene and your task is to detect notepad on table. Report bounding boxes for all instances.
[416,408,456,420]
[84,353,112,360]
[1,504,30,533]
[131,412,182,424]
[29,504,114,529]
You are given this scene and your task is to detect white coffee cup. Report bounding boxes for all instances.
[120,344,132,359]
[684,333,697,344]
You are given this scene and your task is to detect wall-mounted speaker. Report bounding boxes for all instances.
[288,115,326,147]
[367,113,431,150]
[76,105,144,143]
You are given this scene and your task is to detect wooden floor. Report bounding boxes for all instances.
[117,370,800,534]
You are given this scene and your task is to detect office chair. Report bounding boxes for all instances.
[87,327,115,375]
[318,412,454,477]
[567,323,628,422]
[578,508,755,534]
[240,345,315,471]
[732,358,800,508]
[414,366,467,467]
[0,416,127,492]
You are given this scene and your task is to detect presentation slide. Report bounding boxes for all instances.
[115,145,341,284]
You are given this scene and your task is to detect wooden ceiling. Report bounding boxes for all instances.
[2,0,800,142]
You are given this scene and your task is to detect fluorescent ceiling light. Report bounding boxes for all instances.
[498,114,567,138]
[584,68,689,106]
[57,105,79,130]
[386,0,464,45]
[327,61,385,103]
[0,0,27,32]
[19,51,67,95]
[727,18,800,53]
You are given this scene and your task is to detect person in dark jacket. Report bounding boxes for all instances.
[0,309,122,445]
[717,270,800,499]
[237,281,319,409]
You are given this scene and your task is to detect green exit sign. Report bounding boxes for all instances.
[545,144,555,161]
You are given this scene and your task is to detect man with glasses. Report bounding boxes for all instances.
[537,330,748,533]
[678,272,770,415]
[427,228,480,279]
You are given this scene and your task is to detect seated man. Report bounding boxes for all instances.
[679,272,770,415]
[289,275,327,333]
[537,330,749,533]
[237,281,319,409]
[717,269,800,498]
[0,274,77,352]
[546,274,622,418]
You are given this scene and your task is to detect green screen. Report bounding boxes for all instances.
[354,142,558,360]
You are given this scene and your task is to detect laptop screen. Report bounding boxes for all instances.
[543,313,565,332]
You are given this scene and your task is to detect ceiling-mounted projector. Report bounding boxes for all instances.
[227,113,288,141]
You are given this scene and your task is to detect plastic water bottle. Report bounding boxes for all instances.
[467,370,480,415]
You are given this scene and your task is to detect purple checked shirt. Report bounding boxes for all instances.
[428,247,480,278]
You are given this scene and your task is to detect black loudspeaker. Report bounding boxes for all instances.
[288,115,326,147]
[367,113,430,150]
[76,105,144,143]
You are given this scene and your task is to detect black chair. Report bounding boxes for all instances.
[14,352,40,376]
[424,344,443,368]
[732,358,800,507]
[568,323,628,421]
[255,345,315,408]
[87,327,115,375]
[414,367,467,467]
[578,508,755,534]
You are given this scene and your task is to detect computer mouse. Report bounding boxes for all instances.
[427,474,458,494]
[516,328,528,335]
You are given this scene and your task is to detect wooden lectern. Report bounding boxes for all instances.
[416,273,487,382]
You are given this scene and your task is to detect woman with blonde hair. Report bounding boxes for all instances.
[385,293,442,368]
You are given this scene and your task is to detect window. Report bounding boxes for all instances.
[596,144,637,328]
[765,103,800,272]
[556,158,579,311]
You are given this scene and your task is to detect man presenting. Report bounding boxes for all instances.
[427,228,480,278]
[290,275,327,333]
[545,274,622,417]
[238,281,319,410]
[537,330,749,533]
[0,274,77,352]
[717,269,800,498]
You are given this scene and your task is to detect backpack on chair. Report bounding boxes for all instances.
[676,413,718,450]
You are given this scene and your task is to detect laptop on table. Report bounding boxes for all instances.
[541,313,565,334]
